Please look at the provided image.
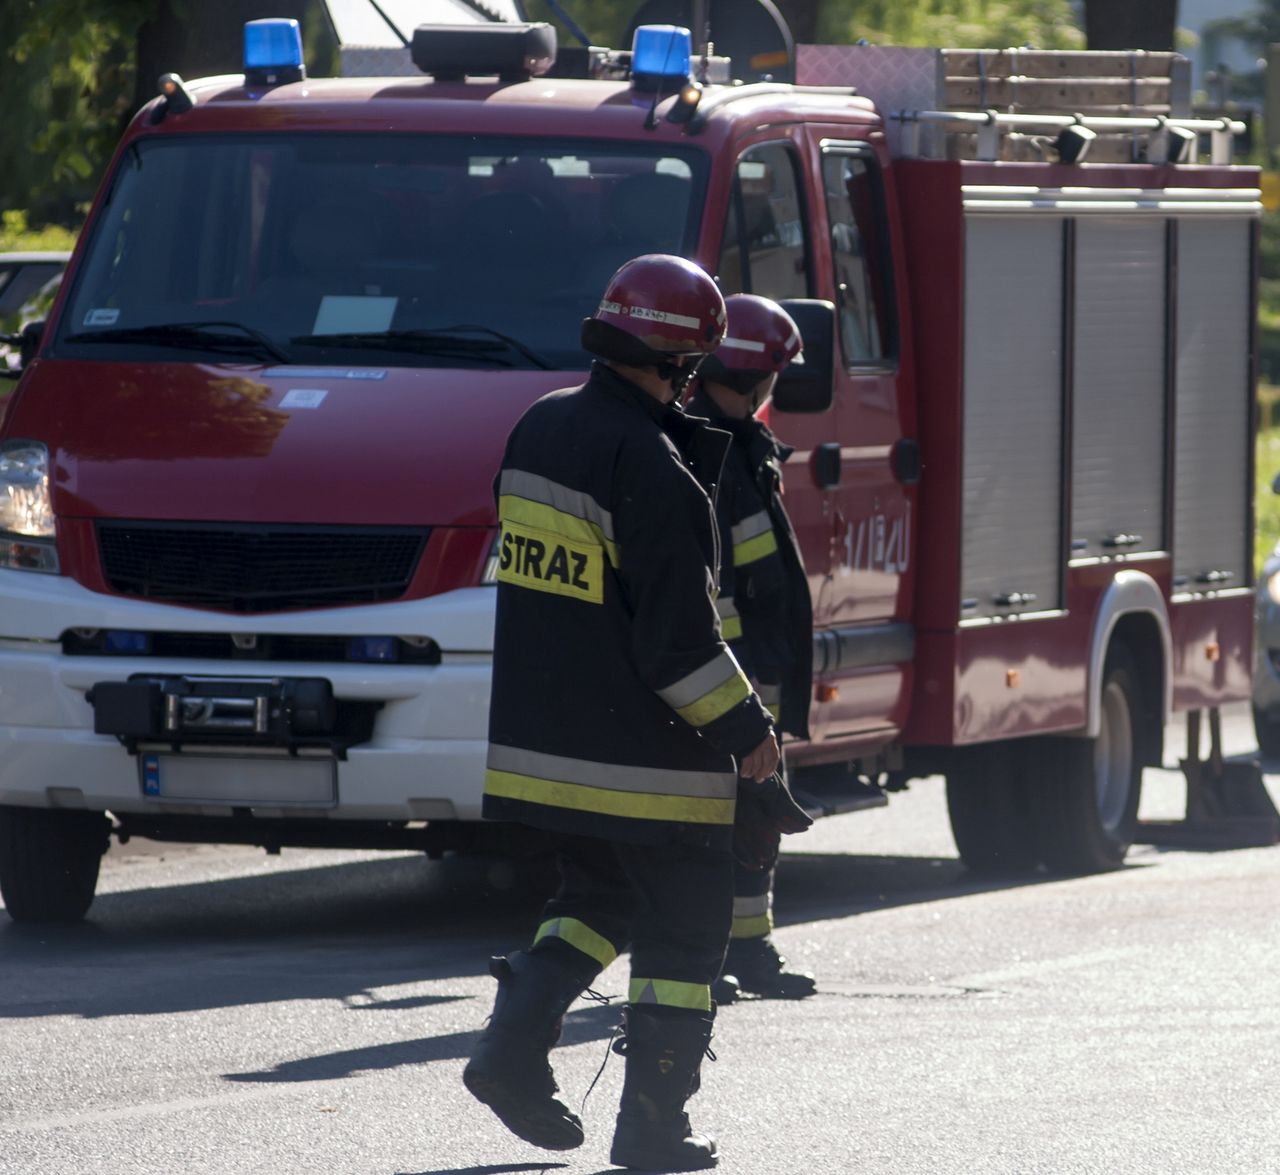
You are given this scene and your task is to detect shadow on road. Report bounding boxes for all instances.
[226,1002,620,1085]
[0,842,1139,1025]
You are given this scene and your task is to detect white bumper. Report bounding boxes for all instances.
[0,569,495,822]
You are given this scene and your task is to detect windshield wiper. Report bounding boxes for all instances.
[291,325,553,370]
[64,321,290,364]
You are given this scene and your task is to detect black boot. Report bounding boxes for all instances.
[462,950,587,1151]
[609,1005,719,1172]
[721,936,816,999]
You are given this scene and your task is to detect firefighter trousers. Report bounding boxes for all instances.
[530,833,735,1013]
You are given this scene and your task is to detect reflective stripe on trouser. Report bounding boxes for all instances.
[535,835,733,1016]
[656,649,752,728]
[730,890,773,940]
[485,744,736,826]
[629,977,711,1011]
[732,509,779,566]
[756,682,782,723]
[716,595,743,642]
[497,468,620,566]
[534,916,619,969]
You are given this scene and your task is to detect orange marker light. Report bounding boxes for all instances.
[1006,668,1021,688]
[815,683,840,703]
[1205,642,1221,662]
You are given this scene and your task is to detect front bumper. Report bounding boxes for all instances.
[0,569,495,821]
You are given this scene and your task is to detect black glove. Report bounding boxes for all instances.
[732,771,813,871]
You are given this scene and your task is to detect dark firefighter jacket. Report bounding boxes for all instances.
[688,389,813,740]
[484,362,775,851]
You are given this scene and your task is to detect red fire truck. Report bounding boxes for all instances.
[0,18,1264,922]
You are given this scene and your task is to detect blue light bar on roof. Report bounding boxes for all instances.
[244,18,305,85]
[631,24,692,92]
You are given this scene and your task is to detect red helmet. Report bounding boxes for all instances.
[701,294,802,392]
[582,254,726,366]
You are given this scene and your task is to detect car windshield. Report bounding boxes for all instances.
[55,133,708,369]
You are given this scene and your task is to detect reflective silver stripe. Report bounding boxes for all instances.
[756,683,781,706]
[716,597,740,620]
[487,743,735,800]
[657,650,744,710]
[498,468,616,541]
[731,510,772,546]
[733,893,771,918]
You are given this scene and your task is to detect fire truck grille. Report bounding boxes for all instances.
[96,522,429,613]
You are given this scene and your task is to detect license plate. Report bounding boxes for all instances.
[139,752,337,807]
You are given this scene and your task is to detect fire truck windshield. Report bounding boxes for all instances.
[56,133,708,370]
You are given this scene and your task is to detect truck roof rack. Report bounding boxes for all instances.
[795,44,1243,163]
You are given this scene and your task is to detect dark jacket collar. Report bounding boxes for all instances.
[588,360,672,426]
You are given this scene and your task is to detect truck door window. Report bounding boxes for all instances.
[821,151,893,364]
[717,144,810,300]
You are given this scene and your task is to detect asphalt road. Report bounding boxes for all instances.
[2,708,1279,1175]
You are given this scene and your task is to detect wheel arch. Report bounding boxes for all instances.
[1082,570,1172,759]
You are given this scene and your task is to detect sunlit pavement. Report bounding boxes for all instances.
[1,705,1277,1174]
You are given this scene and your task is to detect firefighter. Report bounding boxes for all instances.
[687,294,818,1004]
[463,255,811,1171]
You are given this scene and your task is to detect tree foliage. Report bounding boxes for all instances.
[3,0,1090,228]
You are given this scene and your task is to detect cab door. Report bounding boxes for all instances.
[805,135,916,739]
[712,138,838,641]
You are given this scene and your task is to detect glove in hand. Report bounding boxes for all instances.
[732,771,813,870]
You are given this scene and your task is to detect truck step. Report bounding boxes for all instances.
[789,765,888,819]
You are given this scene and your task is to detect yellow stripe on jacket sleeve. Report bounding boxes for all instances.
[733,528,779,567]
[657,651,753,728]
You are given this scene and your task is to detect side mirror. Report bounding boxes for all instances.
[1272,471,1280,496]
[771,299,835,413]
[18,321,45,368]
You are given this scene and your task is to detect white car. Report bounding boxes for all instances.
[1254,475,1280,757]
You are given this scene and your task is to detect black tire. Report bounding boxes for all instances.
[1031,646,1145,875]
[945,741,1040,875]
[1253,705,1280,761]
[0,805,111,923]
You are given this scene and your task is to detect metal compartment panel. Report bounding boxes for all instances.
[1071,218,1167,557]
[1173,218,1252,591]
[961,215,1064,618]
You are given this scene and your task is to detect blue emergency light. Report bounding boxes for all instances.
[631,24,692,92]
[244,18,306,86]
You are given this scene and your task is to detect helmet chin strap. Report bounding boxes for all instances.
[658,354,706,396]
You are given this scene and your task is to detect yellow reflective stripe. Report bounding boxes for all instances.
[731,913,773,939]
[733,893,770,918]
[629,977,712,1011]
[730,510,772,545]
[675,672,751,727]
[498,468,617,541]
[486,768,734,825]
[488,744,734,799]
[498,494,620,567]
[535,917,618,968]
[733,529,779,567]
[716,597,742,641]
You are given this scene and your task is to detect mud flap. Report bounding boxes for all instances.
[1135,709,1280,849]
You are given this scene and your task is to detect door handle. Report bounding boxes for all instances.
[813,442,842,489]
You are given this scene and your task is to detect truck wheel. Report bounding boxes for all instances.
[1252,705,1280,760]
[0,805,111,923]
[945,742,1039,875]
[1033,648,1144,874]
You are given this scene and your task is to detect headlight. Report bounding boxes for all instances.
[0,441,58,573]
